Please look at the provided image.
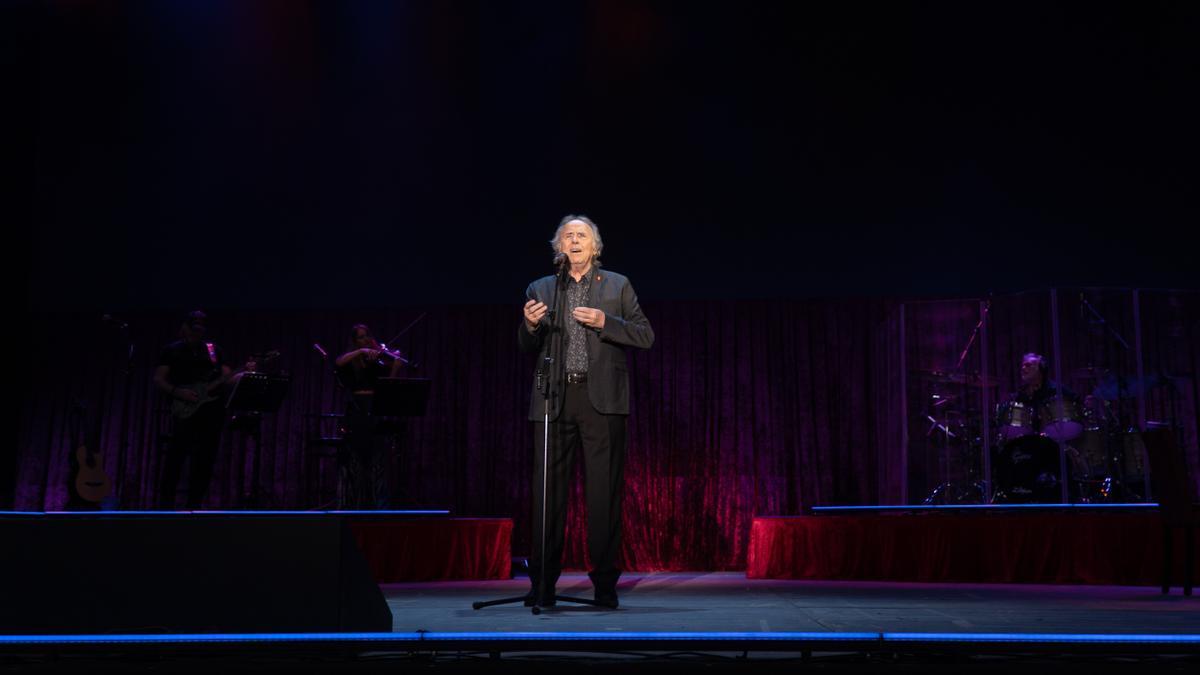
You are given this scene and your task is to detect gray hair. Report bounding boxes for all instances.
[549,214,604,263]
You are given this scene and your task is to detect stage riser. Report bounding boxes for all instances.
[749,514,1200,584]
[348,518,512,582]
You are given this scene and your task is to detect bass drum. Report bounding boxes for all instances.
[993,435,1088,503]
[1070,429,1110,480]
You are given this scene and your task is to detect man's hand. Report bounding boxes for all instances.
[572,307,605,330]
[524,299,548,331]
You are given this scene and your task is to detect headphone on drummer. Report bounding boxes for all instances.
[1022,352,1048,379]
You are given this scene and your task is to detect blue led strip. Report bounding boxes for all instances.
[421,631,879,642]
[0,510,451,517]
[882,633,1200,645]
[1,632,1197,646]
[809,503,1157,513]
[0,633,413,645]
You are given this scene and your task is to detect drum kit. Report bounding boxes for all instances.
[920,366,1156,504]
[992,393,1089,503]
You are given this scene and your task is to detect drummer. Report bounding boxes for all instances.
[1013,352,1082,440]
[1015,353,1070,408]
[991,353,1084,502]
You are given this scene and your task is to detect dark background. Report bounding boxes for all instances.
[30,0,1199,312]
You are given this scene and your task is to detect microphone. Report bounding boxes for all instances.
[553,251,569,284]
[312,343,328,359]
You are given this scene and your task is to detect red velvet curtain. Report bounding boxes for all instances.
[14,291,1199,571]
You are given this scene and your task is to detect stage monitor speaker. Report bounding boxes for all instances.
[0,515,392,634]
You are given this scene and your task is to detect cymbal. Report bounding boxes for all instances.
[920,369,999,387]
[1092,373,1176,400]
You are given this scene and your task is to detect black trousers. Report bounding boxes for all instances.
[339,394,392,510]
[529,381,627,593]
[159,401,224,509]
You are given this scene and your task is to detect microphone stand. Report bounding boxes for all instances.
[1081,294,1131,352]
[955,297,991,370]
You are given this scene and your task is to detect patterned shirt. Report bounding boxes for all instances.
[565,269,593,374]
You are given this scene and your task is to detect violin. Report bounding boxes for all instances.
[374,344,409,367]
[357,338,408,371]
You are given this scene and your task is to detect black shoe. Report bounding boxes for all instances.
[524,588,556,607]
[594,588,619,609]
[589,569,621,608]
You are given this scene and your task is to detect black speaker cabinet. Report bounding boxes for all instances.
[0,515,392,634]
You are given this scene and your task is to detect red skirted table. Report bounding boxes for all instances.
[349,517,512,582]
[748,513,1199,585]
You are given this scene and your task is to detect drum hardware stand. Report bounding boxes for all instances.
[923,389,958,504]
[922,395,987,505]
[1079,293,1153,501]
[924,298,993,505]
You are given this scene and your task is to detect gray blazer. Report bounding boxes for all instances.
[518,268,654,421]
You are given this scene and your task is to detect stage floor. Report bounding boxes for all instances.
[5,573,1198,673]
[387,572,1199,635]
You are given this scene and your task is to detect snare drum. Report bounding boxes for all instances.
[996,401,1035,441]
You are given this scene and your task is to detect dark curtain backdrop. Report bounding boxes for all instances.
[13,292,1199,570]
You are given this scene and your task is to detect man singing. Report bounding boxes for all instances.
[519,215,654,608]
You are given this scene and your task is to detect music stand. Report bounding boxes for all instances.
[227,372,291,415]
[370,377,432,418]
[367,378,431,507]
[225,372,291,507]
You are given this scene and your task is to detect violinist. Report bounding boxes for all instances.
[336,324,406,383]
[334,323,405,508]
